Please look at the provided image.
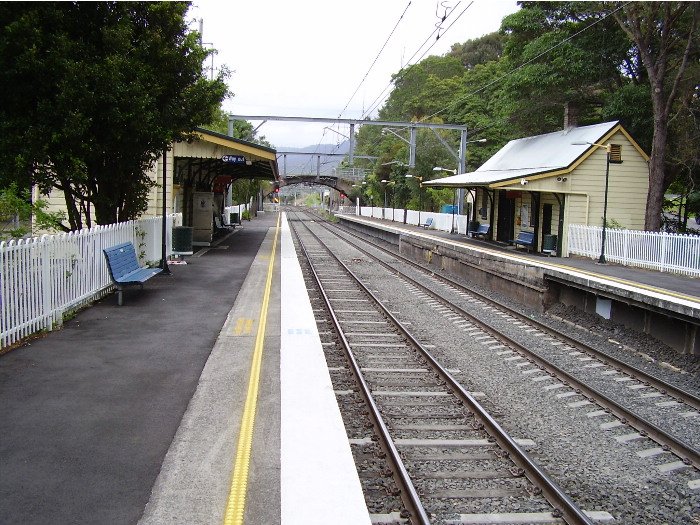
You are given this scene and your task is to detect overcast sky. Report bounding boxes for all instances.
[188,0,519,148]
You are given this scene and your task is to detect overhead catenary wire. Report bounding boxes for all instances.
[297,1,414,176]
[370,1,630,153]
[302,1,469,176]
[419,1,631,124]
[361,1,469,120]
[336,1,412,120]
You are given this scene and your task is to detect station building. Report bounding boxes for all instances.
[34,128,279,245]
[423,121,650,257]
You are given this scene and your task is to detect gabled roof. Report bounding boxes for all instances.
[423,121,647,188]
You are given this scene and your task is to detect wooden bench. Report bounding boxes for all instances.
[420,217,433,229]
[512,231,535,252]
[470,223,490,239]
[103,242,163,305]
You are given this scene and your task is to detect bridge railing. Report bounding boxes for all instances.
[331,168,370,181]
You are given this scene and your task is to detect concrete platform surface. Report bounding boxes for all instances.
[0,211,370,525]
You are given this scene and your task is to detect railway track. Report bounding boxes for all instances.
[289,211,599,525]
[307,209,700,469]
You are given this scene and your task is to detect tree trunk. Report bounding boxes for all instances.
[61,181,83,231]
[645,105,669,231]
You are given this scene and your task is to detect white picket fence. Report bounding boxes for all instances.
[568,224,700,276]
[341,206,473,235]
[0,214,182,350]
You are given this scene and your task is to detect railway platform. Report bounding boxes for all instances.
[0,211,370,525]
[336,213,700,355]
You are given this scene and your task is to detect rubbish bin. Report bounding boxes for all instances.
[542,234,557,254]
[230,212,239,225]
[172,226,194,254]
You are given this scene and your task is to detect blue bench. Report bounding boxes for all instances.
[420,217,433,229]
[512,231,535,252]
[470,223,490,239]
[103,242,162,305]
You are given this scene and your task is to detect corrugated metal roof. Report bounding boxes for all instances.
[424,121,620,187]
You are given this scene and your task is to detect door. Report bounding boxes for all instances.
[542,203,553,235]
[497,191,515,242]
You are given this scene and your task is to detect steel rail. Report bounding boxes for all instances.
[309,213,700,471]
[288,215,432,525]
[323,214,700,412]
[292,211,595,525]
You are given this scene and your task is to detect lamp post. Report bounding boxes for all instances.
[571,141,618,264]
[405,174,423,226]
[433,167,458,233]
[380,179,395,221]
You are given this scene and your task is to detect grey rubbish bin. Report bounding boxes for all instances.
[172,226,194,254]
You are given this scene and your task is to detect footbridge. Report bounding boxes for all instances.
[229,114,470,199]
[278,167,371,196]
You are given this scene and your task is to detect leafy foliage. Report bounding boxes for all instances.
[0,2,228,230]
[352,2,699,230]
[0,184,64,240]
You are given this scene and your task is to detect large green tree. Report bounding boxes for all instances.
[497,2,699,230]
[612,1,699,230]
[0,2,228,230]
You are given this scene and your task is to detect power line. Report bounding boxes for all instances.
[337,1,412,119]
[299,2,414,174]
[361,1,473,120]
[420,1,630,123]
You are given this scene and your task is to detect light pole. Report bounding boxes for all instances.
[380,179,395,221]
[405,174,423,226]
[433,167,458,233]
[572,141,620,264]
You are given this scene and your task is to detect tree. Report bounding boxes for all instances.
[612,2,699,230]
[448,32,505,70]
[498,2,634,135]
[0,184,64,240]
[379,55,465,120]
[202,107,273,147]
[0,2,228,230]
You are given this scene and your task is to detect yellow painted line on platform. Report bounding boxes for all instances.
[223,214,281,525]
[232,318,255,336]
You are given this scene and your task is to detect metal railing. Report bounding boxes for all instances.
[0,214,181,350]
[568,224,700,276]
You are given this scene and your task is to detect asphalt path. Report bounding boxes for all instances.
[0,216,275,525]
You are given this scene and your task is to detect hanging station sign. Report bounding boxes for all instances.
[221,154,246,164]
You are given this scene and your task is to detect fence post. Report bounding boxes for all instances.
[660,232,667,273]
[40,236,53,329]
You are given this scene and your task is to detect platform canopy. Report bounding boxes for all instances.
[173,128,279,191]
[423,121,645,188]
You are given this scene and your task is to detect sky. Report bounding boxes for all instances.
[188,0,520,149]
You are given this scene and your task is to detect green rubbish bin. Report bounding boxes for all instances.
[230,212,239,225]
[172,226,193,254]
[542,234,557,254]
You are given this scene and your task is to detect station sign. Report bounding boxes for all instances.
[221,155,246,164]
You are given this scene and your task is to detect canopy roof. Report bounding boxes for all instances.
[423,121,646,188]
[190,128,279,181]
